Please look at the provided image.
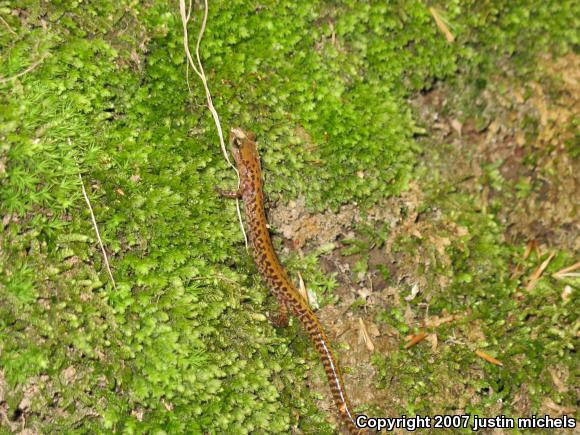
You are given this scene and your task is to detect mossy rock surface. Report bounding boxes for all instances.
[1,0,578,433]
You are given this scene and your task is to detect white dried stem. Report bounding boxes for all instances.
[78,172,117,290]
[178,0,248,248]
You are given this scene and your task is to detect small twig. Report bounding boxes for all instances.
[78,168,117,290]
[0,15,16,35]
[178,0,248,249]
[0,53,48,84]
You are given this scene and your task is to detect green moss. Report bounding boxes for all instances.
[1,0,578,432]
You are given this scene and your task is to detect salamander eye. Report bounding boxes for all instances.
[229,128,247,148]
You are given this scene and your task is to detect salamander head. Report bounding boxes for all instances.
[229,128,258,167]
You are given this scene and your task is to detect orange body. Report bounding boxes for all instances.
[224,128,363,434]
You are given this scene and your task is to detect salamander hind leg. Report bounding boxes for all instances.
[268,301,289,327]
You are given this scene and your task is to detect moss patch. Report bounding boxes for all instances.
[1,0,578,433]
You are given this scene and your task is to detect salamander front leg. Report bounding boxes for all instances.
[215,187,242,199]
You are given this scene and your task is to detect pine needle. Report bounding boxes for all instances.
[475,350,503,366]
[525,251,555,291]
[429,7,455,43]
[552,260,580,279]
[404,332,427,349]
[523,239,541,260]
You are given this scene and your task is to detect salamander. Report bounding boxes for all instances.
[218,128,365,434]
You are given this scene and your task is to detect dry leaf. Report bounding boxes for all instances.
[404,283,420,302]
[430,235,451,256]
[423,313,461,328]
[426,333,438,352]
[358,318,375,352]
[161,398,173,411]
[403,304,415,325]
[561,285,573,302]
[542,398,575,415]
[131,408,144,422]
[367,322,380,337]
[548,367,568,393]
[296,272,308,302]
[297,272,319,309]
[450,119,463,135]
